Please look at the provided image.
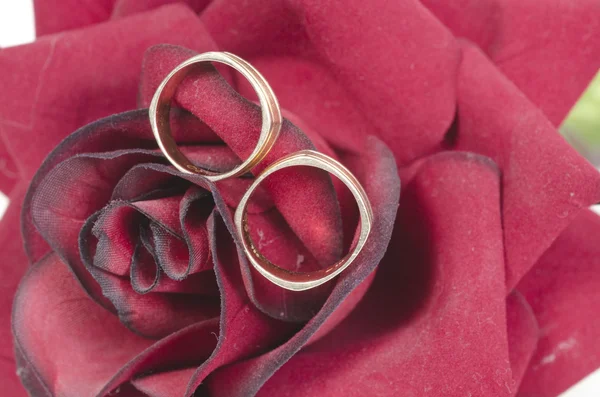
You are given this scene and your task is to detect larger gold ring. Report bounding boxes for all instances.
[234,150,373,291]
[149,52,282,181]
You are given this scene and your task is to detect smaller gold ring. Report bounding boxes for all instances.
[234,150,373,291]
[149,51,282,181]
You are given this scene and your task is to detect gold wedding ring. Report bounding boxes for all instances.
[233,150,373,291]
[150,52,373,291]
[149,51,281,181]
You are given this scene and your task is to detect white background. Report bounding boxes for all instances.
[0,1,598,395]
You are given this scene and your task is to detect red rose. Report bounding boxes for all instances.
[1,1,599,396]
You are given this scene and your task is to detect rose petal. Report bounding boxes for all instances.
[133,195,185,236]
[455,42,600,289]
[131,368,197,397]
[89,261,220,338]
[422,0,600,125]
[233,151,513,396]
[31,149,163,308]
[199,0,460,163]
[0,183,29,397]
[130,231,161,294]
[34,0,116,35]
[235,57,371,154]
[92,204,140,276]
[0,5,216,182]
[83,203,220,338]
[25,110,237,285]
[150,187,212,279]
[12,253,153,397]
[517,209,600,396]
[21,103,221,264]
[181,212,303,394]
[201,137,399,396]
[96,318,220,396]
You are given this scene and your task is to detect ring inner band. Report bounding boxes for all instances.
[149,51,282,182]
[234,150,373,291]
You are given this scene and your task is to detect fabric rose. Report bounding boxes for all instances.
[1,1,599,396]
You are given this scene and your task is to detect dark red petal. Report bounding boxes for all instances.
[149,187,212,279]
[88,201,220,337]
[91,209,297,396]
[202,137,400,396]
[422,0,600,125]
[31,149,161,307]
[130,234,160,294]
[149,223,192,280]
[506,290,539,387]
[12,253,153,397]
[150,270,219,295]
[176,187,214,274]
[21,106,214,265]
[455,42,600,289]
[96,318,220,396]
[92,204,140,276]
[90,264,220,338]
[518,209,600,396]
[182,213,302,394]
[140,45,344,266]
[133,195,185,236]
[131,368,197,397]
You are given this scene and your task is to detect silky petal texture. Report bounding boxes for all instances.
[517,209,600,396]
[455,43,600,289]
[252,152,512,397]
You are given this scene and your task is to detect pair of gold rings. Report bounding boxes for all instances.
[149,52,372,292]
